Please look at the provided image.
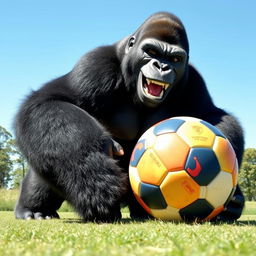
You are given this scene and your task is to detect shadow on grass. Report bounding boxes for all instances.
[62,218,256,226]
[63,217,153,224]
[61,218,256,226]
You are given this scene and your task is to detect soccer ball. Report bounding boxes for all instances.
[129,116,238,221]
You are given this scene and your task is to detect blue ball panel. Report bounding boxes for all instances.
[179,199,214,221]
[140,182,167,209]
[153,118,185,135]
[130,139,146,167]
[200,120,226,138]
[185,148,220,186]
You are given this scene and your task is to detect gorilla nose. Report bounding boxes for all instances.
[152,60,170,73]
[141,59,174,84]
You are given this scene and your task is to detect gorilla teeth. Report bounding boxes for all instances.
[146,78,170,90]
[143,78,165,98]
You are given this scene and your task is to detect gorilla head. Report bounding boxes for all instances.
[120,12,189,107]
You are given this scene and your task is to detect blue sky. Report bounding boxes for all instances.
[0,0,255,148]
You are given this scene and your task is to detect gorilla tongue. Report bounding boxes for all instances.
[147,82,163,96]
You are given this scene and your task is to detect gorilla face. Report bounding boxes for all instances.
[135,38,187,107]
[122,12,189,108]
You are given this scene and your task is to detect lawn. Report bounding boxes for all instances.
[0,190,256,256]
[0,208,255,255]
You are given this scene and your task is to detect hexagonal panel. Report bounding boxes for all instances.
[179,199,214,221]
[213,136,236,173]
[153,118,185,135]
[200,120,226,138]
[204,205,225,221]
[134,193,152,215]
[129,166,141,196]
[177,121,216,148]
[140,182,167,209]
[130,139,146,167]
[151,206,182,221]
[160,171,200,209]
[137,148,167,185]
[205,171,233,208]
[185,148,220,186]
[153,133,190,171]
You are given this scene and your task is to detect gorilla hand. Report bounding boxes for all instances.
[212,185,245,222]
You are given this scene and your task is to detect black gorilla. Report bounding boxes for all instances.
[15,12,244,222]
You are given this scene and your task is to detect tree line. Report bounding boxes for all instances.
[0,125,255,200]
[0,126,27,189]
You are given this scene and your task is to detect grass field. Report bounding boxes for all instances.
[1,190,256,256]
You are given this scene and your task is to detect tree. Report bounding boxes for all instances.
[0,126,13,188]
[239,148,256,201]
[9,139,28,188]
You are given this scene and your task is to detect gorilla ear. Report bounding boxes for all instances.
[125,36,136,54]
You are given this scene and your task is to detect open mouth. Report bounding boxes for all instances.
[142,75,170,99]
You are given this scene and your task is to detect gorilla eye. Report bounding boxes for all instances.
[171,56,182,63]
[145,48,158,56]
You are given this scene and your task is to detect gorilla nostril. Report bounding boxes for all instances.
[161,63,170,71]
[152,61,161,70]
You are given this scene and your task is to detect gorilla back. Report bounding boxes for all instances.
[15,12,244,222]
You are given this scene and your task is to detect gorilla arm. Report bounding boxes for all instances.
[15,85,127,221]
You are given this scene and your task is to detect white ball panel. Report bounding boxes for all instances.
[206,171,233,208]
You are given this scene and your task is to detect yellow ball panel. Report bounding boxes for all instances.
[137,149,167,185]
[153,133,190,171]
[151,206,182,221]
[213,136,236,173]
[129,166,141,196]
[177,121,215,148]
[232,159,238,186]
[160,171,200,209]
[206,171,233,208]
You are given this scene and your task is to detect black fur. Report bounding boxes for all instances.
[15,12,244,222]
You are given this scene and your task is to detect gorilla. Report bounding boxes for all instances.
[14,12,244,222]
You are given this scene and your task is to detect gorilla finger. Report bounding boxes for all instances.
[45,212,60,219]
[34,212,44,220]
[23,211,34,220]
[112,140,124,156]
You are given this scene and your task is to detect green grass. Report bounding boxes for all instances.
[0,189,73,212]
[0,212,256,256]
[242,201,256,215]
[1,189,256,255]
